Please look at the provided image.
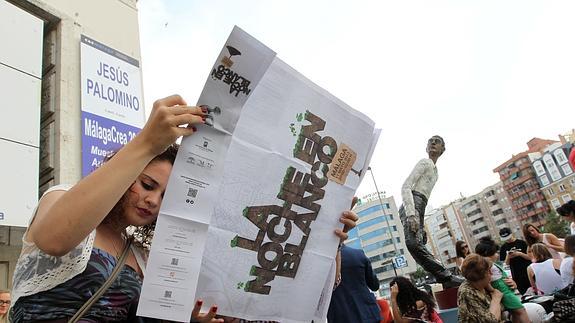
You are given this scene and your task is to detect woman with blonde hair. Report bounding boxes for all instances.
[0,290,10,323]
[527,243,563,295]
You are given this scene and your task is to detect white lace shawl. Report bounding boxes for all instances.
[11,184,148,306]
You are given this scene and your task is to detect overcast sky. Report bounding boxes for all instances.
[138,0,575,210]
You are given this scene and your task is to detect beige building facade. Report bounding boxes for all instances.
[0,0,142,289]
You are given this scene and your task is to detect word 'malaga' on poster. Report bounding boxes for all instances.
[231,110,356,295]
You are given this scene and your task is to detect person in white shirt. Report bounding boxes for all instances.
[557,201,575,235]
[527,243,563,295]
[561,235,575,288]
[399,135,463,288]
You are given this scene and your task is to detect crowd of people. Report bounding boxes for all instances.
[2,94,575,322]
[454,199,575,322]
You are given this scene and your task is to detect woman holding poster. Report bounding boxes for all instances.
[9,94,359,323]
[9,95,223,322]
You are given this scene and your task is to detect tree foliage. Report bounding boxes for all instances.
[410,266,427,281]
[543,210,570,238]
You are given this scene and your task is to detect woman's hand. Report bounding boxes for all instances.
[390,283,399,300]
[334,197,359,242]
[485,284,495,293]
[503,278,517,290]
[136,94,206,157]
[491,288,503,301]
[192,300,224,323]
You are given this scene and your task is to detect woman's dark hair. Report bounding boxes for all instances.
[522,223,541,246]
[557,200,575,217]
[390,276,436,316]
[461,254,491,282]
[455,240,469,258]
[104,143,179,249]
[475,236,499,257]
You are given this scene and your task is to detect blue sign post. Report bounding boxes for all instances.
[393,255,408,269]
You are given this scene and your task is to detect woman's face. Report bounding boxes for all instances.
[527,226,540,238]
[122,161,172,227]
[478,268,493,289]
[461,243,470,256]
[0,292,11,315]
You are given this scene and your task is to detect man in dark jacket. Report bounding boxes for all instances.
[327,245,381,323]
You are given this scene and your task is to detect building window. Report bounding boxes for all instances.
[533,161,546,176]
[495,218,508,226]
[544,154,562,181]
[554,149,568,165]
[467,209,482,217]
[563,195,572,203]
[551,198,561,209]
[562,163,573,176]
[357,204,387,217]
[492,209,504,216]
[560,184,567,192]
[540,175,550,186]
[360,227,398,241]
[357,215,394,231]
[547,188,555,195]
[571,178,575,187]
[472,226,489,235]
[348,228,359,239]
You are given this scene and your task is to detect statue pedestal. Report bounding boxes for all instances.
[434,287,459,310]
[435,287,459,322]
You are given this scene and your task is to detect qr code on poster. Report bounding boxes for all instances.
[188,188,198,198]
[164,290,172,299]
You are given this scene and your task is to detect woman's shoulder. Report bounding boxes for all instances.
[415,300,426,309]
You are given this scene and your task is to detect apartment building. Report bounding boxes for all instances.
[455,182,520,247]
[424,206,465,271]
[494,138,557,227]
[531,142,575,210]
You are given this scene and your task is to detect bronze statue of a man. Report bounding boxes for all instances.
[399,135,462,288]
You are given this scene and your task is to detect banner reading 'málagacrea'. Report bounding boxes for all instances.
[80,35,145,177]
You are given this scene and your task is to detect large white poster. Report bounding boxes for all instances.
[139,27,379,323]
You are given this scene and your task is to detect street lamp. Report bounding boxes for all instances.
[367,166,400,277]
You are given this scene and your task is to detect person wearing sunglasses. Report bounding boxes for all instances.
[455,240,470,271]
